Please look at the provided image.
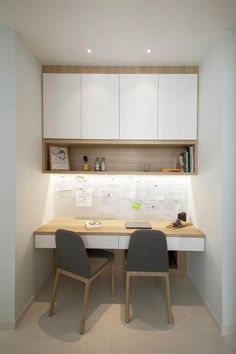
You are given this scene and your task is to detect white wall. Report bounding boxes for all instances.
[15,33,54,321]
[221,31,236,334]
[0,28,16,329]
[189,31,236,334]
[0,28,54,328]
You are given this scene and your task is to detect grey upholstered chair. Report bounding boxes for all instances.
[125,230,173,323]
[48,229,115,334]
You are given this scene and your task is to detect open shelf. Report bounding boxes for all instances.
[43,139,198,175]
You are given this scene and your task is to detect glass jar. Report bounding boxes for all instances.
[94,157,100,171]
[100,157,106,172]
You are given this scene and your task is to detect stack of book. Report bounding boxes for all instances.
[179,145,194,173]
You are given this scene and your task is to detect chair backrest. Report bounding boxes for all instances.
[126,230,169,272]
[55,229,91,278]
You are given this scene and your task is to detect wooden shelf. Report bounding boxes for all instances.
[43,139,198,175]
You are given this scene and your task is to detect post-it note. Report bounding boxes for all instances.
[132,201,142,210]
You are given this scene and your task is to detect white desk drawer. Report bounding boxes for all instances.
[35,234,55,248]
[81,235,118,249]
[118,235,205,251]
[167,237,205,251]
[35,234,119,249]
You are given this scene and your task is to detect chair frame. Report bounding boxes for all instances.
[125,271,173,324]
[48,257,115,334]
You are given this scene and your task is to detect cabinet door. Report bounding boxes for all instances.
[158,74,198,140]
[120,74,158,140]
[43,73,81,139]
[81,74,119,139]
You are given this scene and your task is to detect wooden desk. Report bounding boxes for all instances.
[34,218,205,252]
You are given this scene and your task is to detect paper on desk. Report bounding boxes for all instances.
[75,186,92,207]
[100,190,117,214]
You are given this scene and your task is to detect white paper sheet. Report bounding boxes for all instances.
[54,175,74,191]
[146,179,165,200]
[120,176,136,199]
[100,190,117,214]
[161,200,180,220]
[144,201,163,215]
[75,187,92,207]
[167,180,185,200]
[135,179,147,200]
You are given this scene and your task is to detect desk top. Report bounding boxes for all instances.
[34,218,205,238]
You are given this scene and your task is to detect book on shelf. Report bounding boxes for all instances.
[179,145,194,173]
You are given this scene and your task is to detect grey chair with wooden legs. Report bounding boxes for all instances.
[125,230,174,324]
[48,229,115,334]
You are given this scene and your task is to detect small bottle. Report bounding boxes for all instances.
[83,155,89,171]
[100,157,106,172]
[145,163,149,172]
[94,157,100,171]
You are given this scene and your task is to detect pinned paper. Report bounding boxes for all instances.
[100,190,117,214]
[167,179,185,200]
[146,180,165,200]
[54,175,74,191]
[132,201,142,210]
[75,187,92,207]
[144,201,162,215]
[161,200,180,220]
[135,179,147,200]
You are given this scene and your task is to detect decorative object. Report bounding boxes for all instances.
[49,146,70,171]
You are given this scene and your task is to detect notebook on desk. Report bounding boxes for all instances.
[125,221,152,229]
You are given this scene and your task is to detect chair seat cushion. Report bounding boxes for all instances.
[87,249,114,275]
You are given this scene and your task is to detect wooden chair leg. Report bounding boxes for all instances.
[48,269,60,316]
[125,272,130,323]
[111,259,115,297]
[165,274,173,323]
[80,281,90,334]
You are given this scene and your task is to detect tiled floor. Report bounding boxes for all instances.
[0,276,236,354]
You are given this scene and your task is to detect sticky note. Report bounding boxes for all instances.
[132,201,141,210]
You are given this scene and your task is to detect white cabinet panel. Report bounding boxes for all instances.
[43,73,81,139]
[120,74,158,139]
[81,235,118,249]
[81,74,119,139]
[158,74,198,140]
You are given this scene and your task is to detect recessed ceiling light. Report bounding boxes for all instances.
[146,49,151,54]
[87,49,92,54]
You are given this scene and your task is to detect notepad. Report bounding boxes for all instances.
[125,221,152,229]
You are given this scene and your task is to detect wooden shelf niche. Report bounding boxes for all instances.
[43,139,198,175]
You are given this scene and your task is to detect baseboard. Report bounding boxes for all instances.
[15,296,34,328]
[0,322,16,330]
[187,276,221,331]
[221,326,236,336]
[203,299,221,332]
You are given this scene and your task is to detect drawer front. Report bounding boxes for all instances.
[81,235,118,249]
[119,236,205,251]
[118,236,131,249]
[167,237,205,251]
[35,234,56,248]
[35,234,119,249]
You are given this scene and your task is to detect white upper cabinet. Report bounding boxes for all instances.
[43,73,82,139]
[81,74,119,139]
[120,74,158,139]
[158,74,198,140]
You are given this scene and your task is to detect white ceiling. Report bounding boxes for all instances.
[1,0,236,65]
